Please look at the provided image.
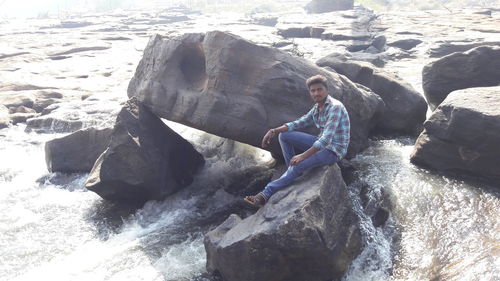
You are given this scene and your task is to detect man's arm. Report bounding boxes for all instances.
[289,146,320,165]
[262,125,288,147]
[290,105,344,165]
[262,108,314,148]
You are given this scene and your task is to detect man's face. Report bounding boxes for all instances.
[309,83,328,104]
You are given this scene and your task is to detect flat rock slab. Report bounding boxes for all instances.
[128,31,384,159]
[411,86,500,185]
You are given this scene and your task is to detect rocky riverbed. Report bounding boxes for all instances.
[1,3,499,281]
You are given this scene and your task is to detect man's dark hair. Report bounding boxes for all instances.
[306,75,328,89]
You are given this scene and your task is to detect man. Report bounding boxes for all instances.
[244,74,350,207]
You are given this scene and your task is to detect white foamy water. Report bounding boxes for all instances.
[0,121,273,281]
[346,138,500,281]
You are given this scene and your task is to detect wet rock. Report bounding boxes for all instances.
[10,112,39,125]
[85,98,205,204]
[346,41,371,52]
[0,92,35,109]
[411,86,500,185]
[0,83,56,92]
[317,56,427,135]
[0,51,30,59]
[423,45,500,110]
[45,127,113,173]
[204,165,362,281]
[321,32,371,41]
[128,31,384,159]
[49,46,110,57]
[251,15,278,27]
[371,35,386,51]
[26,116,83,133]
[474,10,492,16]
[53,21,94,28]
[305,0,354,13]
[428,41,500,58]
[278,26,325,38]
[0,90,63,113]
[0,105,10,128]
[387,38,422,50]
[11,105,36,114]
[102,36,132,41]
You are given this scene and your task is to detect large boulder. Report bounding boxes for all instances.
[128,31,384,159]
[411,86,500,185]
[304,0,354,13]
[317,56,427,135]
[422,45,500,110]
[204,165,363,281]
[45,127,113,173]
[85,98,205,204]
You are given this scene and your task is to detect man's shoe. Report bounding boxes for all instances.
[243,192,267,208]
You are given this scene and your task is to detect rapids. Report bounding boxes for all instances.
[1,4,499,281]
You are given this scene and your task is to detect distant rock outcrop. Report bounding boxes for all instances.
[317,56,427,135]
[422,45,500,109]
[411,86,500,185]
[45,127,113,173]
[304,0,354,13]
[85,98,205,204]
[128,31,384,159]
[204,165,363,281]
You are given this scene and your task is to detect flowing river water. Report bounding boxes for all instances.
[1,7,499,281]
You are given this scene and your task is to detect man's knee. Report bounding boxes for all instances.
[278,131,292,143]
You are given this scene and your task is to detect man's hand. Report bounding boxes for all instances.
[290,153,307,166]
[261,129,276,148]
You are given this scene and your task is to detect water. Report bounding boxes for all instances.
[1,7,499,281]
[0,122,274,281]
[347,138,500,281]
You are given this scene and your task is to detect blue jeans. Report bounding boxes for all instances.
[261,131,338,200]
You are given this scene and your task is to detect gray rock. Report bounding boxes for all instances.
[11,112,39,125]
[10,105,36,114]
[251,15,278,27]
[204,165,362,281]
[317,56,427,135]
[428,41,500,58]
[278,26,325,38]
[0,105,10,129]
[387,38,422,50]
[128,31,384,159]
[0,90,63,113]
[49,46,110,57]
[371,35,386,51]
[423,45,500,109]
[26,116,83,133]
[45,127,113,173]
[305,0,354,13]
[85,98,205,204]
[411,87,500,185]
[0,92,35,109]
[321,32,371,41]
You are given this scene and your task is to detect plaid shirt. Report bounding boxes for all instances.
[286,96,350,159]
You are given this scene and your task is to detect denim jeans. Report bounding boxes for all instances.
[261,131,338,200]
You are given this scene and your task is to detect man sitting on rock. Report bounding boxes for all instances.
[244,74,350,207]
